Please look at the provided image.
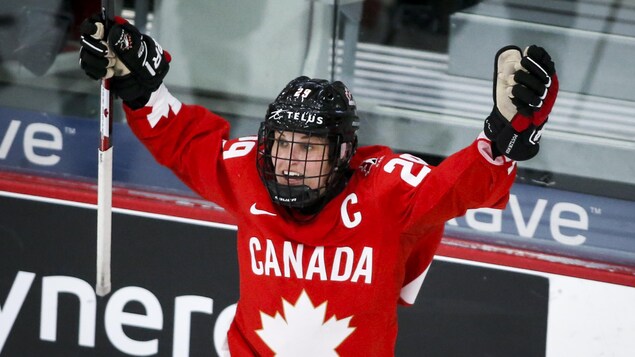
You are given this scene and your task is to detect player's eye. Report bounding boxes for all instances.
[276,139,290,148]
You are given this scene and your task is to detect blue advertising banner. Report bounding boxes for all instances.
[1,107,634,266]
[447,185,635,266]
[0,107,189,193]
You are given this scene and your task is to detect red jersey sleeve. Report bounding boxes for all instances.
[123,84,245,213]
[365,133,516,234]
[411,133,516,229]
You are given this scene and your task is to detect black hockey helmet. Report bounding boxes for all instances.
[256,76,360,212]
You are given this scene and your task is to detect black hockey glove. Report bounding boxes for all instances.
[79,15,170,108]
[484,45,558,161]
[79,14,119,80]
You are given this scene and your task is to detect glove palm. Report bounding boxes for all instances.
[485,45,559,161]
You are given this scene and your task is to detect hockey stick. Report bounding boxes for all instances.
[96,0,115,297]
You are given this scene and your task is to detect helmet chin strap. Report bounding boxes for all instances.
[265,169,350,220]
[265,181,321,208]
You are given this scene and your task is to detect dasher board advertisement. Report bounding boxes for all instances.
[2,191,635,356]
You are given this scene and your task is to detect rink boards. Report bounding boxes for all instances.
[1,185,634,357]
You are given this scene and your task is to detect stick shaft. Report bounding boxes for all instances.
[96,0,115,297]
[96,147,112,296]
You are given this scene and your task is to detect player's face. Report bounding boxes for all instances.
[271,131,332,190]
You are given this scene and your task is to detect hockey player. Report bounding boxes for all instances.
[79,16,558,356]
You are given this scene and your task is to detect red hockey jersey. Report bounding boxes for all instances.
[124,85,517,356]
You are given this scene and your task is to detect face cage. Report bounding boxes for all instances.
[256,122,350,210]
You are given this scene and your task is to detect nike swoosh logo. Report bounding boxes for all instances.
[250,203,277,216]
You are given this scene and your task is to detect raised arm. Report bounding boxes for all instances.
[79,15,239,209]
[402,44,559,231]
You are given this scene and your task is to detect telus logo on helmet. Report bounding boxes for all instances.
[268,109,324,125]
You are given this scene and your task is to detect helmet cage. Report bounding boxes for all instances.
[256,121,355,209]
[256,76,359,211]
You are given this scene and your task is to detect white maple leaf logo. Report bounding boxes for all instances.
[256,290,355,356]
